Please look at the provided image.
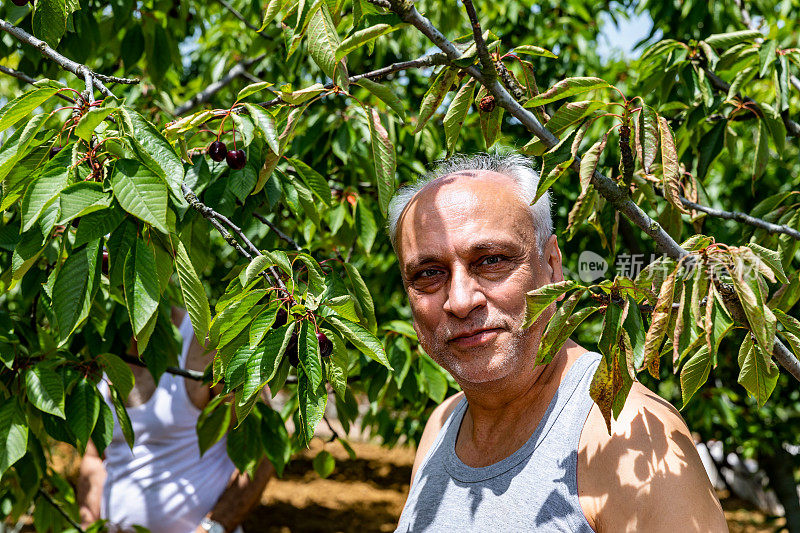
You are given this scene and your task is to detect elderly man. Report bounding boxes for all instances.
[389,153,727,532]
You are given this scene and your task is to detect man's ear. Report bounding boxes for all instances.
[544,235,567,301]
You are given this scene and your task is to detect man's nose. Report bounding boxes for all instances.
[442,265,486,318]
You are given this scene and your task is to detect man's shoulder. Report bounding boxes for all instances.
[579,382,726,532]
[408,392,465,489]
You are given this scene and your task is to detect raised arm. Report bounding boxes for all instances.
[77,440,106,529]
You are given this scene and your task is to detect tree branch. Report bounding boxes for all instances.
[253,212,302,251]
[174,55,266,115]
[37,489,84,533]
[380,0,800,381]
[701,65,800,137]
[0,64,75,103]
[217,0,268,36]
[461,0,497,81]
[120,354,205,381]
[675,193,800,241]
[0,18,138,97]
[181,184,289,294]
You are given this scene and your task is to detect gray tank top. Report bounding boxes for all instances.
[396,351,602,532]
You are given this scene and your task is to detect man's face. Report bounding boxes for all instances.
[396,171,563,386]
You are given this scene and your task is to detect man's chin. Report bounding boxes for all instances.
[434,351,517,387]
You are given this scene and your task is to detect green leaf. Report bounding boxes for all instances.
[91,400,115,456]
[197,396,232,456]
[65,377,101,450]
[413,68,458,134]
[753,119,768,181]
[512,45,557,58]
[289,158,332,206]
[258,404,291,477]
[75,107,117,141]
[98,353,135,401]
[695,120,726,180]
[112,159,169,233]
[237,82,274,101]
[737,333,779,407]
[313,450,336,478]
[598,298,624,364]
[758,40,777,78]
[74,206,125,247]
[366,107,396,217]
[704,30,763,48]
[248,305,279,349]
[243,322,296,401]
[299,321,323,391]
[478,98,503,148]
[226,415,261,474]
[524,281,578,328]
[277,83,325,105]
[324,314,392,369]
[344,263,376,333]
[731,267,775,352]
[589,349,622,434]
[680,344,713,406]
[747,243,788,284]
[524,77,611,108]
[579,133,608,194]
[121,108,185,205]
[636,105,659,173]
[25,364,65,418]
[335,24,399,61]
[243,103,280,155]
[108,385,134,448]
[259,0,284,30]
[32,0,67,46]
[536,290,586,365]
[355,201,377,253]
[57,182,112,225]
[420,355,448,402]
[355,79,405,121]
[241,254,277,288]
[124,237,161,339]
[297,365,327,447]
[295,253,326,295]
[0,401,28,477]
[443,79,475,154]
[53,239,101,342]
[0,88,59,133]
[20,158,70,233]
[658,116,688,214]
[174,237,212,343]
[536,130,577,204]
[307,4,349,90]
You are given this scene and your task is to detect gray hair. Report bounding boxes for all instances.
[387,152,554,253]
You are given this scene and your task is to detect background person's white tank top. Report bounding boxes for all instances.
[99,313,237,533]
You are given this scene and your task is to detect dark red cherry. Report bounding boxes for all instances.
[317,331,332,358]
[207,140,227,162]
[226,149,246,169]
[11,0,29,6]
[48,145,62,159]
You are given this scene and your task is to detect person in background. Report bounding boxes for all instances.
[77,307,274,533]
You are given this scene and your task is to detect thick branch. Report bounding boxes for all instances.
[0,65,75,103]
[253,212,302,251]
[382,0,800,380]
[461,0,497,81]
[702,65,800,137]
[174,55,265,115]
[121,354,205,381]
[217,0,268,36]
[0,18,138,97]
[182,184,288,294]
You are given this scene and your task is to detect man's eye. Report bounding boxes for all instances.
[419,268,441,278]
[480,255,504,266]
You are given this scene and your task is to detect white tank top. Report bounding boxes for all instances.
[99,313,236,533]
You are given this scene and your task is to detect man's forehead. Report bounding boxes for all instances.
[396,170,534,262]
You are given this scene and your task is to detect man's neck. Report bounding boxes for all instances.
[455,340,582,466]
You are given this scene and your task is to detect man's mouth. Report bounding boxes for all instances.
[448,328,504,348]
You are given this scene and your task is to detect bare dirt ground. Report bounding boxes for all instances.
[244,440,787,533]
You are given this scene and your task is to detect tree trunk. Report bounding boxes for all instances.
[761,448,800,533]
